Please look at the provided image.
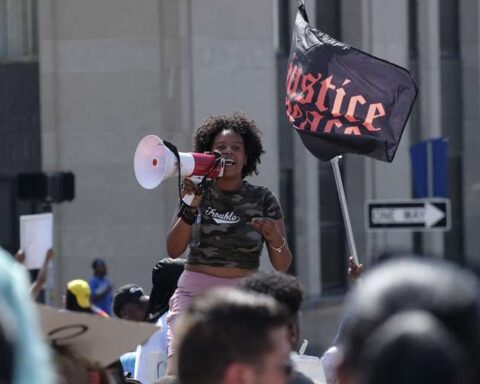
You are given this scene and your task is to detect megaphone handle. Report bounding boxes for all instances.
[182,193,195,206]
[182,176,203,207]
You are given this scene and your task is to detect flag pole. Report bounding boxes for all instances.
[330,156,359,264]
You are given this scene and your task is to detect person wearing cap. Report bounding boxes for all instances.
[113,284,149,321]
[66,279,109,318]
[88,258,113,316]
[113,284,150,378]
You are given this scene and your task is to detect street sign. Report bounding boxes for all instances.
[366,198,451,231]
[410,138,448,198]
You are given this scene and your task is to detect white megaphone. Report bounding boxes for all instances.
[134,135,224,202]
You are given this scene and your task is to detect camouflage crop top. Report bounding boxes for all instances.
[187,181,283,269]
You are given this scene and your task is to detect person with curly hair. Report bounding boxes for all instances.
[238,271,304,351]
[165,112,292,374]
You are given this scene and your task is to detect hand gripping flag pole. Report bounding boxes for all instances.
[286,2,418,265]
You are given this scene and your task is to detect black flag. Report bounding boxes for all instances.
[286,5,418,162]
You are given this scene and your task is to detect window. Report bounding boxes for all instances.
[319,161,347,293]
[315,0,341,40]
[0,0,38,61]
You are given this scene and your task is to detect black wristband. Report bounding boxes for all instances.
[177,203,196,225]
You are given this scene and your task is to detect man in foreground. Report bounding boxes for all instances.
[175,287,292,384]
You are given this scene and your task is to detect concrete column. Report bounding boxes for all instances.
[341,0,414,263]
[417,0,444,257]
[293,136,321,296]
[288,1,322,295]
[38,0,165,296]
[365,0,414,258]
[418,1,442,137]
[342,0,369,264]
[6,0,24,57]
[460,0,480,265]
[157,0,196,226]
[38,0,62,304]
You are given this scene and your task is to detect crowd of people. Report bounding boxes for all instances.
[2,113,480,384]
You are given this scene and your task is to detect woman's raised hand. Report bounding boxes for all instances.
[252,218,284,248]
[181,178,202,208]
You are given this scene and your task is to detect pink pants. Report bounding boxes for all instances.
[166,270,243,357]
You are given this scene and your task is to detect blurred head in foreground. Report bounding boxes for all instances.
[337,257,480,384]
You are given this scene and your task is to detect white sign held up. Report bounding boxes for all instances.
[19,213,53,269]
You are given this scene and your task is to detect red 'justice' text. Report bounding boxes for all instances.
[286,63,386,136]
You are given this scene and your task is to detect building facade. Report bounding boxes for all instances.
[1,0,479,353]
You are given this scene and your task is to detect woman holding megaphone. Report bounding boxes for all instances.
[165,112,292,374]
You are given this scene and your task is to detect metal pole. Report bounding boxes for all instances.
[330,156,359,264]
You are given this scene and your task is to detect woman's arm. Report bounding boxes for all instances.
[252,217,292,272]
[166,216,193,258]
[30,249,55,299]
[166,179,202,258]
